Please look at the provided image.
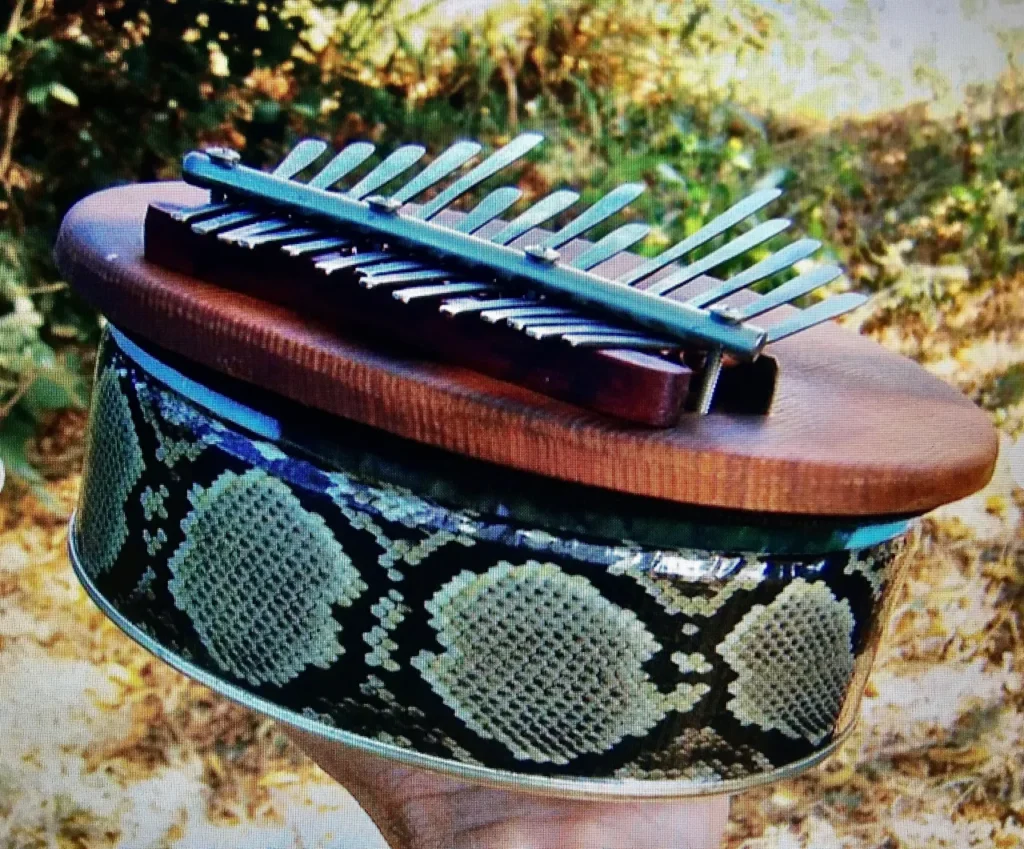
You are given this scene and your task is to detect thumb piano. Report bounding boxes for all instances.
[57,134,997,797]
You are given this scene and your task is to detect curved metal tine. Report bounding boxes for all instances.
[234,226,321,249]
[480,305,565,324]
[390,141,483,206]
[283,236,353,257]
[619,189,782,285]
[229,144,376,249]
[508,314,592,330]
[765,292,868,343]
[361,269,451,290]
[412,133,544,221]
[176,138,329,222]
[307,142,376,189]
[357,186,524,284]
[538,183,646,251]
[440,297,537,316]
[315,251,391,275]
[730,265,844,322]
[191,208,269,236]
[217,218,291,244]
[347,145,426,200]
[644,219,791,297]
[562,333,675,350]
[527,322,627,339]
[570,222,651,272]
[393,282,494,303]
[454,187,523,234]
[488,220,652,329]
[364,260,428,276]
[686,239,821,309]
[273,138,332,178]
[490,189,579,246]
[504,308,579,328]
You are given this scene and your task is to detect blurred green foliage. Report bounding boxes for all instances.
[1,0,1023,493]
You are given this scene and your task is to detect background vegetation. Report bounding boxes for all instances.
[0,2,1023,844]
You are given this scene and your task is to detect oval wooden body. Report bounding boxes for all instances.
[56,182,998,516]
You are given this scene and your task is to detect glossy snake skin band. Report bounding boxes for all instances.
[69,327,912,798]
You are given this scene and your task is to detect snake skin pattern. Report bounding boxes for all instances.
[71,328,911,795]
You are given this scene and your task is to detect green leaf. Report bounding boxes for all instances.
[26,85,50,105]
[49,83,79,107]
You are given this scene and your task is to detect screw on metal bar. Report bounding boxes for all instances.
[709,304,744,325]
[525,245,560,264]
[367,195,403,214]
[205,147,241,168]
[697,348,724,415]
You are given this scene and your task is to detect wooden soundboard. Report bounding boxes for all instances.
[56,181,998,516]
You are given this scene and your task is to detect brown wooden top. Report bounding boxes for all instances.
[56,182,998,516]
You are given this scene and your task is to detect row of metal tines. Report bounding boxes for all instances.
[174,135,863,353]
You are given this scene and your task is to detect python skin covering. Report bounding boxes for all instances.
[69,327,912,798]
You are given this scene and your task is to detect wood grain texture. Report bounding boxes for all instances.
[55,182,998,516]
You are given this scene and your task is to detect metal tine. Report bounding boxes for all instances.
[390,141,483,205]
[572,223,651,272]
[358,186,526,284]
[316,251,391,275]
[619,189,782,285]
[364,260,427,276]
[731,266,845,321]
[217,218,290,244]
[307,142,376,189]
[353,187,525,287]
[393,282,494,303]
[486,221,651,328]
[509,315,593,330]
[454,187,523,234]
[176,138,329,222]
[685,239,821,309]
[283,236,352,257]
[273,138,332,178]
[226,143,376,249]
[645,219,791,297]
[413,133,544,221]
[527,322,626,339]
[440,297,539,316]
[538,183,646,251]
[347,145,426,200]
[361,269,451,290]
[490,189,580,246]
[234,227,321,249]
[480,305,562,324]
[192,209,267,236]
[562,333,675,351]
[765,293,868,343]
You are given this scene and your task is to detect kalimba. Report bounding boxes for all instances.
[58,134,998,798]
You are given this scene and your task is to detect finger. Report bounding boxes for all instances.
[284,727,732,849]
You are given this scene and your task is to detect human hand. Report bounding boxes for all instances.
[286,728,731,849]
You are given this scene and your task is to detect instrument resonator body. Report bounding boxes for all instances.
[55,135,999,797]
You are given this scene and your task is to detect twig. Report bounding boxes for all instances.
[0,368,36,422]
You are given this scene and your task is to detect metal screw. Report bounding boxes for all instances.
[697,347,724,415]
[709,305,743,325]
[525,245,560,264]
[367,195,403,214]
[205,147,241,168]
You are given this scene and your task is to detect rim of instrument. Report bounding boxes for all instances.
[56,180,997,516]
